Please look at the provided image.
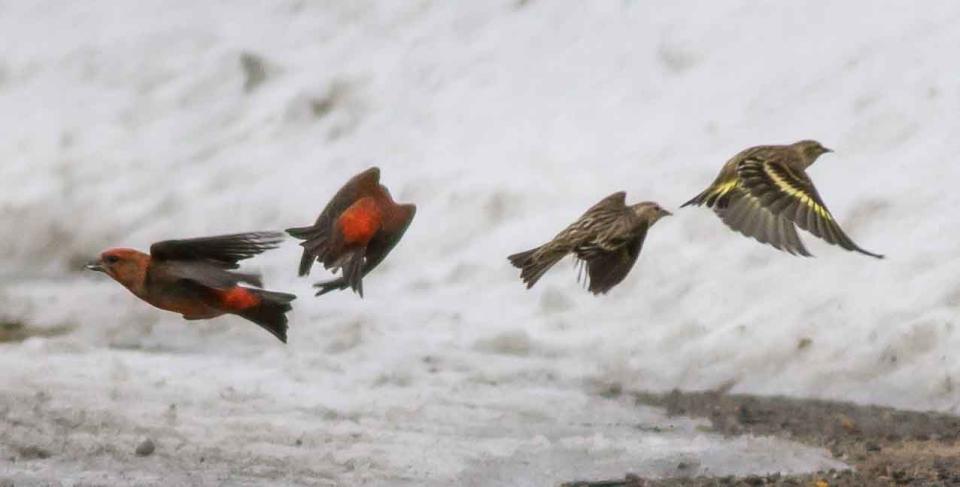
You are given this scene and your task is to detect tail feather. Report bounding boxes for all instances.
[334,248,366,297]
[238,289,296,343]
[313,277,349,297]
[508,245,564,289]
[287,225,330,277]
[296,249,316,277]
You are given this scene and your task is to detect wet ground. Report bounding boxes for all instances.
[563,389,960,486]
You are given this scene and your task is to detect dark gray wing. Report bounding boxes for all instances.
[149,232,284,269]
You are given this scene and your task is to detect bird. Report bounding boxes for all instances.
[86,231,295,343]
[286,167,416,297]
[508,192,671,295]
[681,140,883,259]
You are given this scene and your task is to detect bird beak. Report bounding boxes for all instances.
[823,147,834,153]
[85,260,106,273]
[660,209,673,217]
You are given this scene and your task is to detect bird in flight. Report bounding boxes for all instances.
[287,167,416,297]
[509,192,672,295]
[86,232,296,343]
[682,140,883,259]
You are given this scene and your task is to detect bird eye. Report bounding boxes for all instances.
[104,255,120,264]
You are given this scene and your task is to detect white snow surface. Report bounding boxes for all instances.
[1,0,958,484]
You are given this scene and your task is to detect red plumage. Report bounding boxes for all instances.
[287,167,416,297]
[87,232,295,343]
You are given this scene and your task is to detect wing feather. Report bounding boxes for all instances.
[575,224,647,295]
[150,232,283,268]
[715,189,811,256]
[737,160,882,258]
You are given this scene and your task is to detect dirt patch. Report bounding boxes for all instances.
[562,390,960,486]
[0,321,72,343]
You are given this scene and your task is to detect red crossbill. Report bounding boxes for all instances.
[86,232,295,342]
[287,167,416,297]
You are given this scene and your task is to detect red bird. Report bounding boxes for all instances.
[287,167,416,297]
[86,232,295,343]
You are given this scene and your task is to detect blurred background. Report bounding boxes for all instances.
[1,1,958,484]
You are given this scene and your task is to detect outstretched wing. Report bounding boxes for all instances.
[736,159,882,258]
[715,188,811,256]
[286,167,383,276]
[149,231,284,269]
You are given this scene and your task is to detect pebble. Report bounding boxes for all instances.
[135,438,156,457]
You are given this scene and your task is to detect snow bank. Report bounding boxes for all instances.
[1,0,958,483]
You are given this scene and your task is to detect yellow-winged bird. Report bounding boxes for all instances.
[682,140,883,259]
[509,192,671,295]
[287,167,416,297]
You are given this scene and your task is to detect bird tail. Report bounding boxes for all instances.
[508,244,565,289]
[329,247,366,297]
[237,289,296,343]
[286,225,328,277]
[313,277,350,297]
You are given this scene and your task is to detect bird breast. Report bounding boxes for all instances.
[338,197,384,245]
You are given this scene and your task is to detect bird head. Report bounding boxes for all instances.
[86,248,150,289]
[631,201,672,224]
[793,140,832,166]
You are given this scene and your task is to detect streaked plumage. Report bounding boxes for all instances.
[508,192,671,294]
[86,232,296,343]
[287,167,416,297]
[682,140,883,259]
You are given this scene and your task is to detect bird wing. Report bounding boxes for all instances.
[286,167,383,275]
[736,158,883,258]
[312,204,416,296]
[290,168,382,237]
[583,191,627,216]
[715,189,811,256]
[553,191,628,244]
[363,204,416,274]
[149,232,285,269]
[316,167,382,225]
[575,222,647,295]
[154,260,263,291]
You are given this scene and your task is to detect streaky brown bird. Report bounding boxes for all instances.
[287,167,416,297]
[508,192,671,295]
[86,232,296,343]
[681,140,883,259]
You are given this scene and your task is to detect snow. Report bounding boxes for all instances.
[1,0,958,484]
